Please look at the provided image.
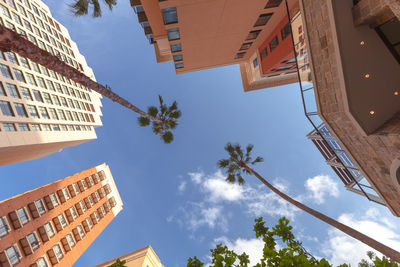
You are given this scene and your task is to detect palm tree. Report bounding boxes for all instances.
[71,0,117,17]
[0,25,180,143]
[218,142,400,262]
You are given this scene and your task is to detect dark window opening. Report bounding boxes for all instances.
[246,30,262,40]
[269,36,279,52]
[375,18,400,64]
[162,7,178,25]
[281,23,291,40]
[265,0,282,8]
[254,13,273,27]
[234,52,246,59]
[167,28,180,41]
[260,48,268,60]
[253,58,259,68]
[173,54,183,62]
[239,42,253,51]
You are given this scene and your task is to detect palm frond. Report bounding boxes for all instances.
[168,101,178,112]
[167,120,177,129]
[92,0,101,17]
[103,0,117,10]
[234,144,243,159]
[227,164,238,173]
[245,144,253,157]
[137,116,150,127]
[251,156,264,165]
[225,143,235,155]
[148,106,158,117]
[237,173,245,185]
[226,174,236,183]
[162,131,174,144]
[218,159,230,169]
[158,95,164,106]
[170,110,181,119]
[71,0,89,16]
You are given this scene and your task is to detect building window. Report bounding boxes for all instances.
[66,233,75,247]
[162,7,178,25]
[38,106,49,119]
[53,244,63,261]
[12,68,25,82]
[35,199,46,215]
[70,207,78,219]
[5,244,21,265]
[32,90,43,102]
[269,36,279,52]
[254,13,272,27]
[14,103,28,117]
[44,222,55,237]
[27,232,39,250]
[0,100,15,116]
[6,83,19,98]
[27,105,39,118]
[167,28,180,41]
[18,123,29,131]
[86,217,93,229]
[0,82,6,96]
[175,62,184,69]
[253,58,259,68]
[25,72,36,86]
[260,47,268,60]
[42,124,51,131]
[173,54,183,62]
[5,52,18,65]
[265,0,282,8]
[20,87,32,100]
[77,224,85,238]
[43,93,52,104]
[16,207,29,225]
[73,183,80,195]
[234,52,246,59]
[58,214,67,228]
[49,193,59,207]
[170,43,182,52]
[31,124,41,131]
[239,42,253,51]
[281,23,291,40]
[62,188,70,200]
[246,30,262,40]
[3,123,16,132]
[0,216,10,238]
[36,256,49,267]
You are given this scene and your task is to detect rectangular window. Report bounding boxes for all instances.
[253,58,259,68]
[254,13,273,27]
[173,54,183,62]
[3,123,16,131]
[36,256,48,267]
[269,36,279,52]
[70,207,78,219]
[16,207,29,225]
[38,106,49,119]
[265,0,282,8]
[20,86,32,100]
[14,103,28,117]
[0,63,13,79]
[35,199,46,214]
[167,28,180,41]
[6,52,18,65]
[0,82,5,96]
[49,193,58,207]
[44,222,55,237]
[32,90,43,102]
[27,105,39,118]
[48,108,58,120]
[281,23,291,40]
[31,124,40,131]
[52,124,60,131]
[77,225,85,238]
[239,42,253,51]
[6,83,19,98]
[234,52,246,59]
[37,77,46,89]
[25,73,36,85]
[175,62,184,69]
[5,244,21,265]
[27,232,39,250]
[53,244,63,260]
[58,214,67,228]
[52,95,60,105]
[260,47,268,60]
[66,233,75,247]
[246,30,262,40]
[46,80,54,91]
[162,7,178,25]
[0,100,14,116]
[62,188,70,200]
[42,92,52,104]
[18,123,29,131]
[42,124,51,131]
[0,216,10,237]
[171,43,182,52]
[0,4,11,19]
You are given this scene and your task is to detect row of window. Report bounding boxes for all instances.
[259,22,291,63]
[0,122,93,132]
[0,196,116,266]
[0,51,92,102]
[0,80,95,115]
[0,100,95,124]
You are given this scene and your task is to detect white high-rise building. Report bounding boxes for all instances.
[0,0,103,165]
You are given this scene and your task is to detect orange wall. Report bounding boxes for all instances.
[0,166,116,266]
[258,15,295,74]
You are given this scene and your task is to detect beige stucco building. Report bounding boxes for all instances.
[0,163,123,266]
[131,0,400,216]
[0,0,103,166]
[95,246,164,267]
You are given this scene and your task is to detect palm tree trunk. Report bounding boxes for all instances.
[0,25,162,123]
[241,164,400,262]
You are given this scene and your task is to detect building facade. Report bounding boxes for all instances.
[0,0,104,166]
[0,163,123,266]
[131,0,400,216]
[95,246,164,267]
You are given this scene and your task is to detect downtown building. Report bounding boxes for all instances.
[95,246,164,267]
[0,0,103,166]
[0,163,123,266]
[130,0,400,215]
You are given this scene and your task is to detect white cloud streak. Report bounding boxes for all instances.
[304,175,339,204]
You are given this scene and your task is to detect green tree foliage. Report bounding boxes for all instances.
[187,217,399,267]
[71,0,117,17]
[108,258,127,267]
[137,95,181,144]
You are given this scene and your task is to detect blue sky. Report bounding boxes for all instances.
[2,1,400,266]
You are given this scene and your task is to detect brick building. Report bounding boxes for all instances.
[130,0,400,216]
[0,163,123,266]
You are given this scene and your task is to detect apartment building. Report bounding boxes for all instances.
[0,0,104,166]
[131,0,400,216]
[0,163,123,266]
[95,246,164,267]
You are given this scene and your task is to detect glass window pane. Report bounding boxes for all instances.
[167,28,180,41]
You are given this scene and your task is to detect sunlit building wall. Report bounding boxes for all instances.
[0,0,104,166]
[95,246,164,267]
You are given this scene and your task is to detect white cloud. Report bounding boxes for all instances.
[202,170,245,202]
[178,181,187,192]
[304,175,339,204]
[213,236,264,266]
[323,208,400,266]
[189,171,204,184]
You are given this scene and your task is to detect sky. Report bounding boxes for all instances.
[1,1,400,266]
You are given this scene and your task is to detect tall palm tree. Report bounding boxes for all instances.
[71,0,117,17]
[0,25,180,143]
[218,142,400,262]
